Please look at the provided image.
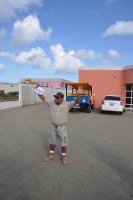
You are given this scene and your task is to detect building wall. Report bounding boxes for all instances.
[0,83,19,93]
[19,84,66,106]
[124,68,133,84]
[79,69,124,109]
[21,78,69,89]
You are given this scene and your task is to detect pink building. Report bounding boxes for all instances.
[21,78,70,89]
[79,65,133,110]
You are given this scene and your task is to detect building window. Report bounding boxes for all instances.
[125,84,133,110]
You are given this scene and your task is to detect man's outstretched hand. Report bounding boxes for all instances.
[77,86,84,95]
[34,87,45,96]
[73,86,84,106]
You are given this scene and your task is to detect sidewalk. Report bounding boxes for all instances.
[0,101,21,110]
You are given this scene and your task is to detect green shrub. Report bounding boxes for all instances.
[6,91,19,96]
[0,90,5,97]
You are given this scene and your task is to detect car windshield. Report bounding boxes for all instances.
[104,96,121,101]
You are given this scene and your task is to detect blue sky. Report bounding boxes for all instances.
[0,0,133,83]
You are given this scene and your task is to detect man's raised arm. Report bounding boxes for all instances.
[34,86,46,102]
[73,86,84,106]
[38,94,46,102]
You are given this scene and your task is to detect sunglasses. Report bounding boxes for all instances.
[55,96,60,99]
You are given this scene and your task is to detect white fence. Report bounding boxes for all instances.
[19,84,66,106]
[0,83,19,93]
[0,84,66,109]
[0,101,21,110]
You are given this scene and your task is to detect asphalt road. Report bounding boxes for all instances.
[0,104,133,200]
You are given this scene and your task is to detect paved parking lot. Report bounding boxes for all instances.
[0,104,133,200]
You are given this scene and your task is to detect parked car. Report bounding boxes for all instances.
[101,95,124,114]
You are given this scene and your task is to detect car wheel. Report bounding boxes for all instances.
[86,104,91,113]
[119,111,123,115]
[91,104,94,110]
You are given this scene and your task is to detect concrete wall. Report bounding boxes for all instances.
[21,78,69,89]
[0,101,21,110]
[19,84,66,106]
[0,83,19,93]
[124,68,133,84]
[0,84,66,110]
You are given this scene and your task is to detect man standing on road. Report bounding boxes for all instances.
[37,86,84,165]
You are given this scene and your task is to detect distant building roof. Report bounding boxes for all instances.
[0,82,18,85]
[124,65,133,70]
[79,66,123,70]
[21,78,70,84]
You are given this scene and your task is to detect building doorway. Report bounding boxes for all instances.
[125,84,133,110]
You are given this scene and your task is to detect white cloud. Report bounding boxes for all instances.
[0,63,5,70]
[14,48,51,68]
[1,44,101,73]
[50,44,85,73]
[0,0,43,20]
[12,15,52,45]
[102,59,111,65]
[0,52,15,59]
[108,49,121,59]
[0,28,6,39]
[50,44,123,72]
[74,49,102,60]
[103,49,121,64]
[0,48,51,68]
[50,44,102,73]
[103,21,133,36]
[0,44,123,74]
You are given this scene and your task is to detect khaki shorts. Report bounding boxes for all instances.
[48,124,69,147]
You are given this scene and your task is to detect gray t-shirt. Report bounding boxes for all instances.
[46,100,74,125]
